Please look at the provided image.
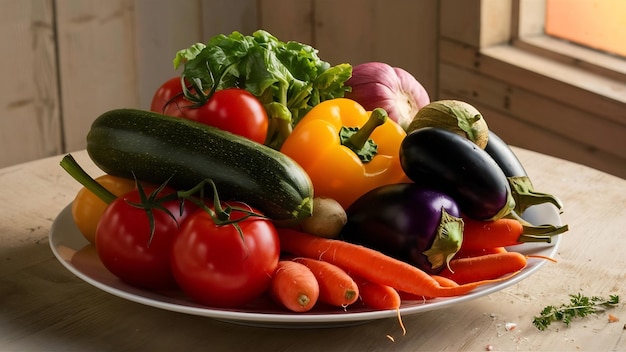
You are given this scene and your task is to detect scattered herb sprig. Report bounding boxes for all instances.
[533,293,620,330]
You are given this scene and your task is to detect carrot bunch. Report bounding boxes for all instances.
[271,215,562,313]
[274,228,524,310]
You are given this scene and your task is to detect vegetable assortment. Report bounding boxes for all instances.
[61,30,573,317]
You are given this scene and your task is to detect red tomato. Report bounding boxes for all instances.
[188,88,269,144]
[150,77,188,117]
[151,78,268,144]
[95,187,196,290]
[170,202,280,308]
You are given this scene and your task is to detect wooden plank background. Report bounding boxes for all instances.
[1,0,624,179]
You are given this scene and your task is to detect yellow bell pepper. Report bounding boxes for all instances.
[280,98,408,209]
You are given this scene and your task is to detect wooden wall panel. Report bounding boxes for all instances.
[0,0,61,167]
[134,0,204,110]
[55,0,140,153]
[200,0,258,39]
[313,0,438,97]
[258,0,314,44]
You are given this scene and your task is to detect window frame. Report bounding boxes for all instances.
[513,0,626,83]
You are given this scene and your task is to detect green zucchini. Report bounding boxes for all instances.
[86,108,314,221]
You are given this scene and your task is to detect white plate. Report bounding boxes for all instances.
[49,202,562,328]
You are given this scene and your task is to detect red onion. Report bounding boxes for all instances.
[345,62,430,130]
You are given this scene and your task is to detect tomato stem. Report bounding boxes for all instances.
[181,63,235,106]
[175,178,268,241]
[60,154,117,204]
[126,179,181,246]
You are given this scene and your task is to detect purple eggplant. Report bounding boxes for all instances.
[340,183,463,274]
[485,131,563,214]
[399,127,515,220]
[484,131,527,177]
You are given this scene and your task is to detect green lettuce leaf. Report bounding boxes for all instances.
[172,30,352,149]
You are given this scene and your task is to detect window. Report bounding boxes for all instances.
[513,0,626,82]
[545,0,626,59]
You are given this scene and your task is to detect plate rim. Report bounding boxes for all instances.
[49,202,562,327]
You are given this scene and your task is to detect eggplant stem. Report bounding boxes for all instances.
[508,176,564,214]
[422,207,464,272]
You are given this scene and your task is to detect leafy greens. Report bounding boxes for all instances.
[173,30,352,149]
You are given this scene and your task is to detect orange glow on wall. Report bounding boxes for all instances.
[545,0,626,58]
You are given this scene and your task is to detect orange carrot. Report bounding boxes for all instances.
[277,228,520,298]
[461,217,567,251]
[455,246,508,259]
[431,275,460,288]
[353,275,407,337]
[292,257,359,307]
[270,260,319,312]
[439,251,528,284]
[352,275,401,310]
[400,275,459,301]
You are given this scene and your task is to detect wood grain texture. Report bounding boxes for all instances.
[134,0,204,110]
[0,0,61,167]
[55,0,140,153]
[258,0,313,43]
[200,0,258,38]
[1,148,624,351]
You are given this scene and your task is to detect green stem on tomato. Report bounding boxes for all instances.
[60,154,117,204]
[175,178,267,242]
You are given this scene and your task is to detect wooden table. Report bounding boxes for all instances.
[1,148,624,351]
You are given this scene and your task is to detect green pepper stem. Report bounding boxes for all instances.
[346,108,387,150]
[59,154,117,204]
